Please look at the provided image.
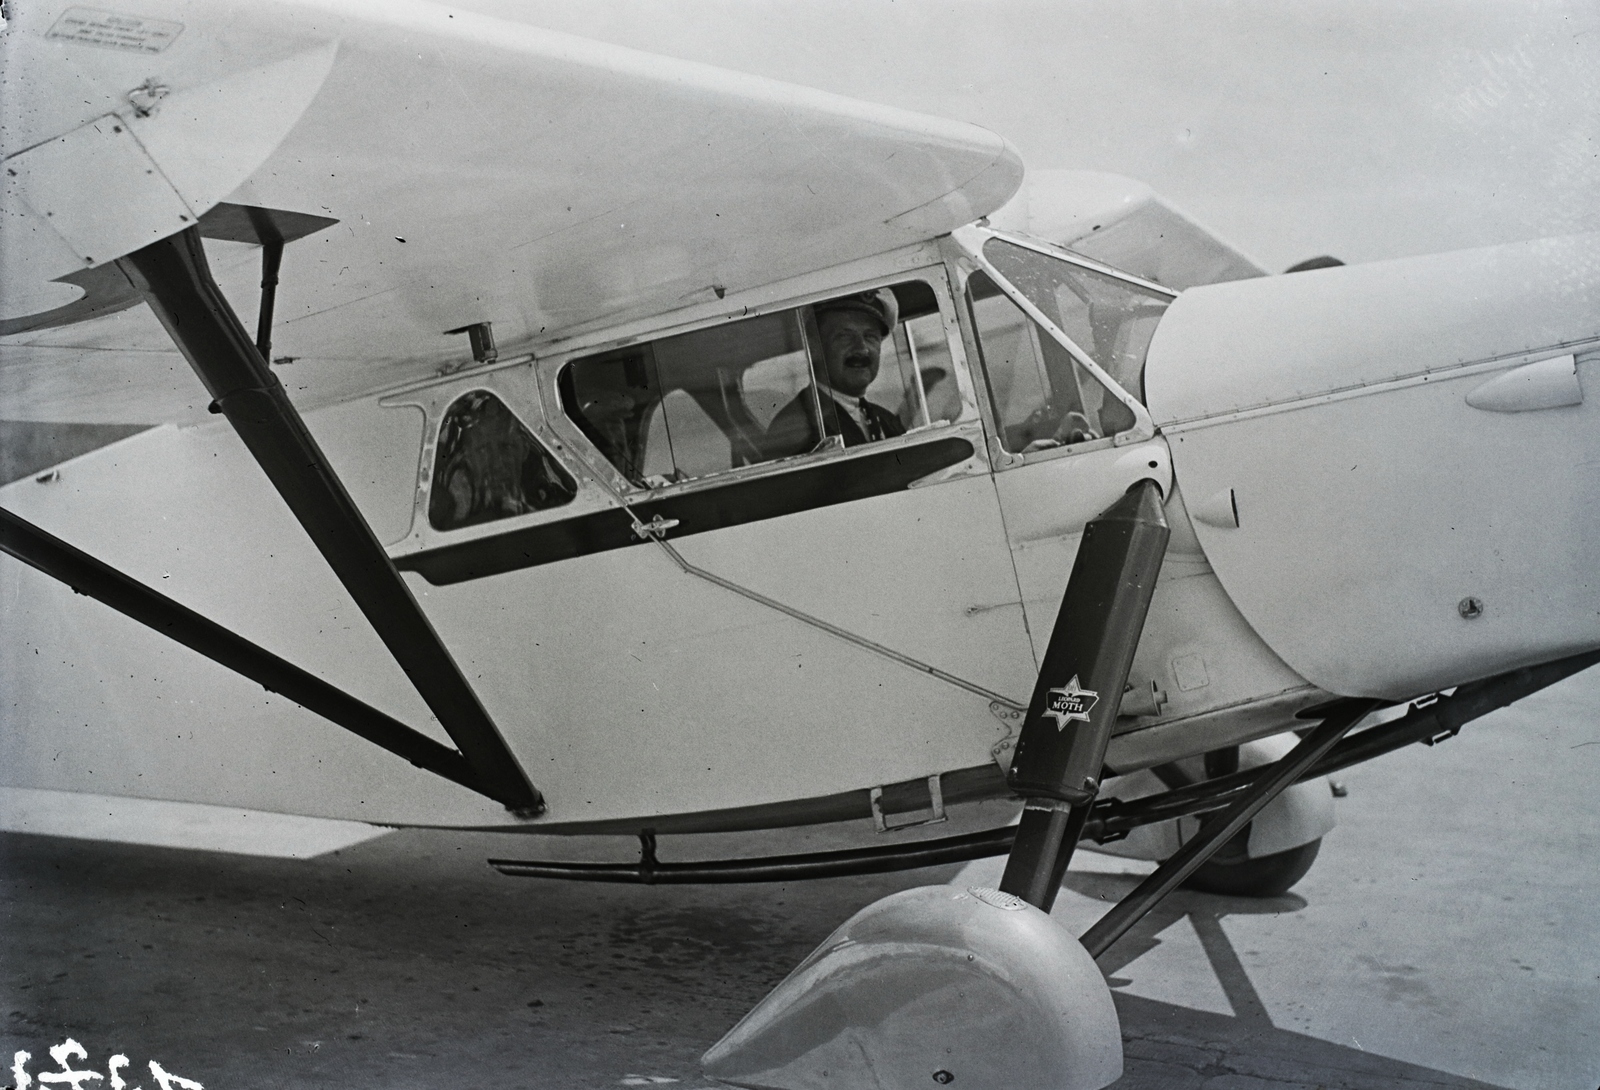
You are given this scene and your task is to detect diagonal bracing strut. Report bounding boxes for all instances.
[1077,698,1379,958]
[116,227,542,814]
[0,507,483,795]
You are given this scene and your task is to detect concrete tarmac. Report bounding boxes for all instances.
[4,667,1597,1089]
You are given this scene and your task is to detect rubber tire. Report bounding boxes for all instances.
[1181,838,1322,897]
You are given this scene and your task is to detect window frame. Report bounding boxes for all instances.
[379,359,613,555]
[943,225,1170,469]
[540,263,988,503]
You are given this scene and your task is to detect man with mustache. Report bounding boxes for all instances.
[765,289,907,456]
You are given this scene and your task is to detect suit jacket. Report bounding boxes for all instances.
[765,387,906,458]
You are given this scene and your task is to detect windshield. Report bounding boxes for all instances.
[982,236,1174,400]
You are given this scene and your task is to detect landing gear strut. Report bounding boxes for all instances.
[999,479,1171,910]
[702,480,1169,1090]
[687,485,1599,1087]
[1080,699,1375,958]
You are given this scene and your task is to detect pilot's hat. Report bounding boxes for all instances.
[814,288,899,335]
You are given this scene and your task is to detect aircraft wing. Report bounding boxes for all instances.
[988,169,1267,289]
[0,0,1023,425]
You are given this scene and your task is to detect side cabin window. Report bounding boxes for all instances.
[967,270,1137,454]
[559,280,948,487]
[428,390,576,531]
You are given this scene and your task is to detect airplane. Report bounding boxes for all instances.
[2,2,1596,1087]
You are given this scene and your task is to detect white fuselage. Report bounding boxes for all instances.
[6,229,1593,832]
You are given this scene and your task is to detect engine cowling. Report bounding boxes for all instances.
[1144,233,1600,699]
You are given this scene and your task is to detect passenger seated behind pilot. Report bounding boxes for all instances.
[765,289,907,456]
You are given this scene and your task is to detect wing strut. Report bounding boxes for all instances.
[116,227,543,815]
[0,507,482,795]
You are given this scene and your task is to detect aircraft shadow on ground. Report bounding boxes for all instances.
[1062,870,1511,1090]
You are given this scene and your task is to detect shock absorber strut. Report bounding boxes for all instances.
[999,478,1170,910]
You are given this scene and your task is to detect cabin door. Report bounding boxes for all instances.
[947,233,1175,663]
[393,266,1040,822]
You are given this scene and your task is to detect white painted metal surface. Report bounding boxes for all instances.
[0,417,1018,826]
[0,312,1035,827]
[1191,487,1238,529]
[0,414,519,826]
[991,441,1173,658]
[1101,482,1320,770]
[4,41,340,273]
[1145,234,1600,698]
[1464,353,1582,412]
[987,458,1320,768]
[408,473,1034,824]
[1146,234,1600,425]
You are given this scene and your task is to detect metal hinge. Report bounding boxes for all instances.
[632,514,681,540]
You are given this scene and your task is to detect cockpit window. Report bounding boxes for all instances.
[966,271,1135,454]
[981,236,1173,400]
[559,280,946,487]
[428,390,576,530]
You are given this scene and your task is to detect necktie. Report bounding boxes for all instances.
[860,398,881,442]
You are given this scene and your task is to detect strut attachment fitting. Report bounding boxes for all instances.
[117,226,542,815]
[999,479,1170,910]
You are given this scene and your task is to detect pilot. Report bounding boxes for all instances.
[765,289,907,455]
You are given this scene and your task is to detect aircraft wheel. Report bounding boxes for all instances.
[1181,837,1321,898]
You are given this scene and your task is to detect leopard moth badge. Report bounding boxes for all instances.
[1042,675,1099,730]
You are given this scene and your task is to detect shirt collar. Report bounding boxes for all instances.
[818,384,866,425]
